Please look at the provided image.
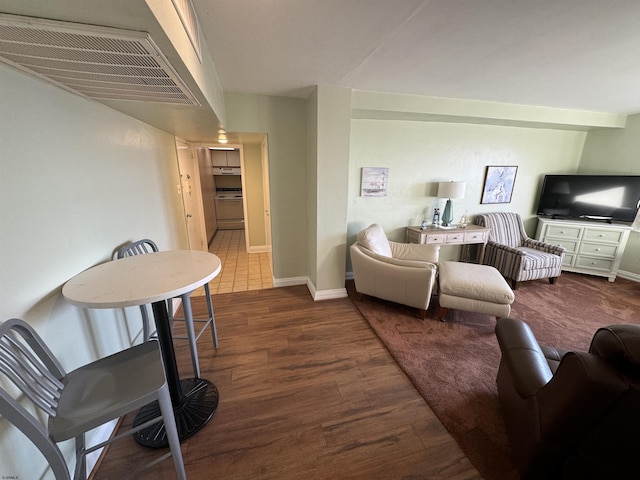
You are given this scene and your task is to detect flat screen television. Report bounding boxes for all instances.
[536,174,640,223]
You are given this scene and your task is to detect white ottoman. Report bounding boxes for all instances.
[438,261,515,321]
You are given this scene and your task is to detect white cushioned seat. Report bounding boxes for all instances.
[438,260,515,321]
[351,224,439,319]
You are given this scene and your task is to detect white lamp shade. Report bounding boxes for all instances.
[437,181,466,199]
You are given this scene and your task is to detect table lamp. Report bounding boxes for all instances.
[438,181,466,227]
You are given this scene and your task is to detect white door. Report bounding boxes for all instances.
[176,139,207,251]
[261,136,272,249]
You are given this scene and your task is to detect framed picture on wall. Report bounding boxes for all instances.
[481,165,518,204]
[361,167,389,196]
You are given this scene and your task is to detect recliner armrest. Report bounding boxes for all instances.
[523,238,566,256]
[496,317,553,397]
[389,241,440,263]
[487,241,527,257]
[360,246,437,269]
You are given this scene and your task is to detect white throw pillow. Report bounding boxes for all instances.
[357,224,392,257]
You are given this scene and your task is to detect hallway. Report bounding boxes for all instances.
[196,229,273,294]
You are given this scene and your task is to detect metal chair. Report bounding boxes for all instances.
[0,318,186,480]
[116,239,218,378]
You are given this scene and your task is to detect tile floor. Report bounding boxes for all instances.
[193,229,273,296]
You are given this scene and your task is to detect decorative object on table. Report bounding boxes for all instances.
[431,207,440,226]
[421,219,429,230]
[437,181,466,227]
[480,165,518,204]
[459,211,469,228]
[360,167,389,196]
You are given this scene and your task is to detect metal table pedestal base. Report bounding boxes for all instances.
[133,378,219,448]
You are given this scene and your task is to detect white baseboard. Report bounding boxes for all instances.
[272,276,348,300]
[273,276,308,287]
[247,245,272,254]
[306,278,348,301]
[314,287,348,300]
[617,270,640,282]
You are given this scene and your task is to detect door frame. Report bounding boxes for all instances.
[175,139,207,251]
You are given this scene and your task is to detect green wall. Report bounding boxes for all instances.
[224,93,308,281]
[313,85,352,295]
[580,113,640,276]
[0,63,188,478]
[347,118,586,264]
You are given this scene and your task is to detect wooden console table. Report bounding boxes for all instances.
[406,224,490,263]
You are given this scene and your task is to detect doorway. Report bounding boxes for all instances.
[184,134,273,293]
[207,229,273,293]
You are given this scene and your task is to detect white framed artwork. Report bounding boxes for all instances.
[361,167,389,197]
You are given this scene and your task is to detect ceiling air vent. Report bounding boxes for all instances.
[0,14,200,106]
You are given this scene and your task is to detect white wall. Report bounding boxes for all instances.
[0,63,187,478]
[347,118,586,264]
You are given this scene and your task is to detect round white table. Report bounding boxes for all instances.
[62,250,222,447]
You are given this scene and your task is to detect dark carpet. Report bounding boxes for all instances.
[347,272,640,480]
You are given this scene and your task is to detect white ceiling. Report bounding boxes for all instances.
[193,0,640,115]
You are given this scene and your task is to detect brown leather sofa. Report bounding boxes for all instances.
[495,317,640,480]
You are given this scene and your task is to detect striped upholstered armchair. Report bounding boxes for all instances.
[476,212,565,289]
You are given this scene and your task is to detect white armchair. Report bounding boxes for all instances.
[350,224,439,319]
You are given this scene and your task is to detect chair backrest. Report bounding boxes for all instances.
[476,212,528,247]
[555,324,640,478]
[116,238,159,258]
[590,324,640,374]
[0,319,70,479]
[356,224,392,257]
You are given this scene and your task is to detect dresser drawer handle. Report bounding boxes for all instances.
[595,248,601,251]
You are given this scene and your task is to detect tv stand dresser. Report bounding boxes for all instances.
[535,217,631,282]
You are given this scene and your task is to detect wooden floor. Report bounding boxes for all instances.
[93,286,481,479]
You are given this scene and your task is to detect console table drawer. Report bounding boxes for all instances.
[546,225,582,239]
[584,228,625,244]
[464,231,488,243]
[445,232,465,244]
[406,225,490,263]
[579,242,618,258]
[424,234,446,244]
[575,256,614,272]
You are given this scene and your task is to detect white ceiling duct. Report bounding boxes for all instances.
[171,0,201,61]
[0,13,200,105]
